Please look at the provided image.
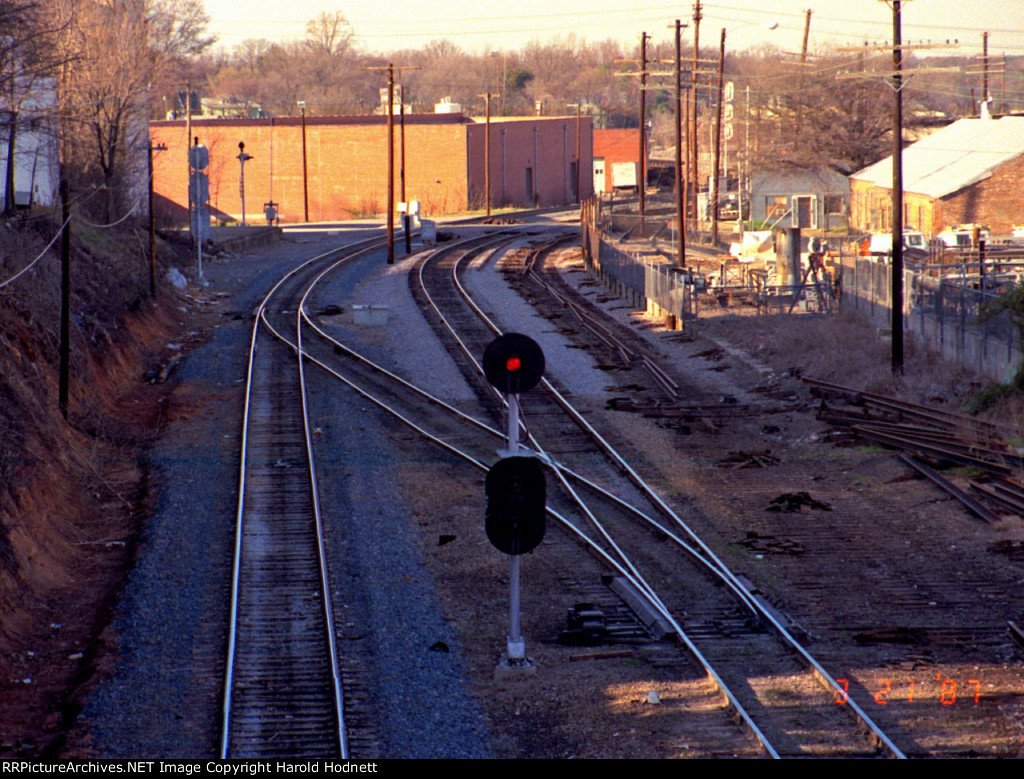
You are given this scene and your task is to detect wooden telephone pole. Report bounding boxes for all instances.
[890,0,906,376]
[364,64,419,264]
[478,92,497,216]
[691,0,702,216]
[674,19,688,268]
[639,32,649,217]
[614,34,652,218]
[711,28,726,246]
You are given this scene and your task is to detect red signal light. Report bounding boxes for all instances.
[483,334,544,394]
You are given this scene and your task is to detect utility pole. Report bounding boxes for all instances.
[684,93,690,230]
[711,29,725,246]
[613,39,655,217]
[796,9,812,135]
[400,84,410,254]
[1001,53,1006,114]
[365,63,419,264]
[742,85,750,243]
[185,84,192,247]
[638,32,649,218]
[575,101,581,204]
[148,138,167,299]
[890,0,906,376]
[566,101,586,204]
[387,64,395,263]
[480,92,494,216]
[983,31,989,107]
[298,100,309,222]
[59,179,70,420]
[674,19,687,268]
[692,0,702,219]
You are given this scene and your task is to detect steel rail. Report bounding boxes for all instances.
[250,229,903,758]
[263,258,778,759]
[525,260,681,398]
[295,258,375,760]
[421,238,678,616]
[451,238,765,616]
[448,234,907,759]
[221,237,382,758]
[294,232,678,534]
[415,232,782,758]
[295,267,765,617]
[294,267,771,629]
[803,376,1007,437]
[269,320,746,725]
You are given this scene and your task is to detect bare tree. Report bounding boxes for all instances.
[303,11,354,59]
[236,38,271,74]
[0,1,69,215]
[146,0,213,59]
[58,0,213,218]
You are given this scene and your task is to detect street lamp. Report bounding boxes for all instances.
[298,100,309,222]
[237,141,253,226]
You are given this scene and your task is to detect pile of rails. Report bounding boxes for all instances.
[806,377,1024,524]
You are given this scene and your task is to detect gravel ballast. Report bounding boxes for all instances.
[80,228,490,758]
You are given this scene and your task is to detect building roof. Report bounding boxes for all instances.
[851,116,1024,199]
[751,164,850,194]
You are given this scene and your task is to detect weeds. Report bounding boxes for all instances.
[964,365,1024,415]
[968,283,1024,415]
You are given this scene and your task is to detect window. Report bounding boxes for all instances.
[765,195,787,220]
[824,195,846,215]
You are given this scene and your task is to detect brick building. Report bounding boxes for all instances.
[592,128,645,195]
[150,113,592,224]
[850,116,1024,236]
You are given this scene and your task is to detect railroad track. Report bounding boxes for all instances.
[443,236,908,757]
[232,224,1021,756]
[518,244,1024,756]
[262,229,905,753]
[221,239,384,759]
[280,229,900,757]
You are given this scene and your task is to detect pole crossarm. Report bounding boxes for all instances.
[836,42,958,53]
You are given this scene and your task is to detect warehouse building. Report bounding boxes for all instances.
[850,115,1024,236]
[150,112,592,224]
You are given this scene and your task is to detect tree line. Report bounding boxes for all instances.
[1,0,211,220]
[2,2,1022,221]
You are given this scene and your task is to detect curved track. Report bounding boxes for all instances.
[220,239,383,758]
[278,228,906,757]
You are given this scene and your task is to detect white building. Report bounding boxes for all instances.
[0,76,59,209]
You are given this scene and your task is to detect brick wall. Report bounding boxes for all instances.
[151,113,593,224]
[594,129,642,192]
[465,116,593,208]
[851,153,1024,237]
[939,153,1024,234]
[151,115,471,224]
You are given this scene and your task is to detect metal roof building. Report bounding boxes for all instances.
[850,116,1024,236]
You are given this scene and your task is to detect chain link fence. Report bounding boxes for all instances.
[581,199,696,332]
[841,253,1024,382]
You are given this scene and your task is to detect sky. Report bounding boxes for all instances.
[201,0,1024,58]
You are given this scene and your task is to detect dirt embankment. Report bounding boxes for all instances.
[0,218,193,756]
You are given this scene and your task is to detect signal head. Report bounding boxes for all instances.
[483,333,545,394]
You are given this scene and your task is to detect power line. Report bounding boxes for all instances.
[0,213,70,291]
